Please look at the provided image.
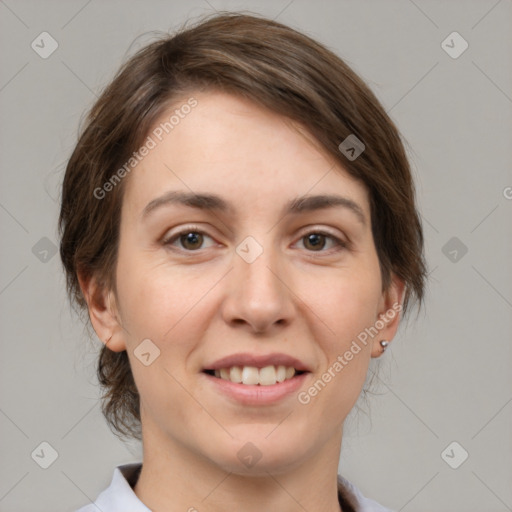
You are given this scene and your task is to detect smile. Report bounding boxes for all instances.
[202,352,311,404]
[205,365,302,386]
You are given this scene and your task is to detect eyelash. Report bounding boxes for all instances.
[162,225,349,254]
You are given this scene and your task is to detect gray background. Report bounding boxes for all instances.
[0,1,511,511]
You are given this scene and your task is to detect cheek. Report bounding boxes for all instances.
[301,283,379,423]
[114,247,222,345]
[114,252,213,411]
[304,262,382,341]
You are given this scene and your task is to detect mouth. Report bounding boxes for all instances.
[202,353,311,400]
[203,365,306,386]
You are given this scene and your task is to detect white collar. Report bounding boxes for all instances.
[75,463,149,512]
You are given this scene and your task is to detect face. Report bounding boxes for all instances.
[91,90,403,475]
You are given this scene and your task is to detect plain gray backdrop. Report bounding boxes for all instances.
[0,1,511,511]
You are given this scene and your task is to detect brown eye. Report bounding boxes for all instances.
[296,231,348,253]
[180,232,204,250]
[163,228,216,251]
[303,233,327,251]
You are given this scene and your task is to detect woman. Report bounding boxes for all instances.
[60,12,426,512]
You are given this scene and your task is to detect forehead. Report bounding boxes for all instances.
[122,91,370,219]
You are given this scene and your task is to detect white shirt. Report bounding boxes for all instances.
[75,463,393,512]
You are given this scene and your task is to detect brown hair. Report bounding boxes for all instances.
[59,12,427,440]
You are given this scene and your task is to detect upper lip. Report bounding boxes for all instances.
[204,353,311,372]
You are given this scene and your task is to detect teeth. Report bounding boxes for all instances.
[230,366,243,383]
[276,365,286,383]
[259,365,276,386]
[213,365,298,385]
[242,366,259,385]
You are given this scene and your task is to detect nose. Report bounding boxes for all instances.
[220,244,295,334]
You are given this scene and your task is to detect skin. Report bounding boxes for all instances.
[80,90,404,512]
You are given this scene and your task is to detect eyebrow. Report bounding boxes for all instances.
[141,191,366,226]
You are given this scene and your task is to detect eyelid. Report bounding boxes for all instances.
[161,224,218,247]
[296,225,349,243]
[160,224,350,253]
[294,229,349,252]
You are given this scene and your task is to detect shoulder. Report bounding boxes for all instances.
[338,475,395,512]
[73,463,148,512]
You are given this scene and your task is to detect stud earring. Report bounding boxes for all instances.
[379,340,389,352]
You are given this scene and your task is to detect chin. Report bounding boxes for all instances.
[203,429,314,476]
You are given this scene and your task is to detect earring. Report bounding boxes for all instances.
[379,340,389,352]
[105,335,113,345]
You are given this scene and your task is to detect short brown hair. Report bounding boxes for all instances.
[59,12,426,440]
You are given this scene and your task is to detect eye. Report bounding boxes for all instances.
[162,227,217,251]
[296,231,348,252]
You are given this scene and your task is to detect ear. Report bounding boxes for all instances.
[370,274,406,358]
[78,271,127,352]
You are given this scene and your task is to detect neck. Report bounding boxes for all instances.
[134,421,344,512]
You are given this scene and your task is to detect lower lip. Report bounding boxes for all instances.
[202,372,309,405]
